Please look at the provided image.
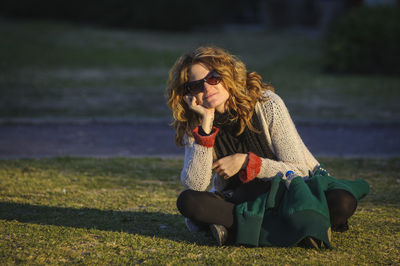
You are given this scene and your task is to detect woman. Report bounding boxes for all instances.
[166,46,369,248]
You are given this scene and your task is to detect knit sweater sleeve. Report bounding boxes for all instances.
[255,91,319,179]
[180,129,217,191]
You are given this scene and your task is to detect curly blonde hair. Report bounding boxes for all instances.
[167,46,274,146]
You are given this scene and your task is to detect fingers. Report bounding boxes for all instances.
[212,160,231,179]
[183,95,193,106]
[214,167,230,179]
[184,95,200,112]
[212,155,245,179]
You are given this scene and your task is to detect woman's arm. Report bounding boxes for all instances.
[180,95,218,191]
[239,91,319,182]
[180,130,217,191]
[259,92,319,177]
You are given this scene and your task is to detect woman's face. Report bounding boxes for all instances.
[188,63,229,113]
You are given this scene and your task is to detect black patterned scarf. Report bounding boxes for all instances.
[213,110,276,189]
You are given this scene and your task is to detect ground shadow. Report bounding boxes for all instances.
[0,201,211,245]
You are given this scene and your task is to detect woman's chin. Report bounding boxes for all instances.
[201,101,214,109]
[204,99,220,108]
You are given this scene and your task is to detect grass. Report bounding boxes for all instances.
[0,18,399,121]
[0,157,399,264]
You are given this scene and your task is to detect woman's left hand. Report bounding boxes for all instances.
[212,153,248,179]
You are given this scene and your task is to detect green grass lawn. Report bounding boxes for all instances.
[1,157,399,264]
[1,18,399,121]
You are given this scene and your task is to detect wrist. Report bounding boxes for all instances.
[201,112,214,134]
[239,152,262,183]
[192,126,219,147]
[240,153,249,170]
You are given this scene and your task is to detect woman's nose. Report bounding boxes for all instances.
[203,82,214,93]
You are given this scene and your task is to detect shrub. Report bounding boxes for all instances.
[324,6,400,75]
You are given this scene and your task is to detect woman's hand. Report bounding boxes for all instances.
[184,95,215,134]
[184,95,214,117]
[212,153,249,179]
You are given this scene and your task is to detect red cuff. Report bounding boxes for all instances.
[192,126,219,147]
[239,152,262,183]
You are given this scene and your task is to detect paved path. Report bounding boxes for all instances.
[0,120,399,159]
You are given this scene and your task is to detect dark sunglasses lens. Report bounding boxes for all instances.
[205,72,221,85]
[206,76,221,85]
[185,71,220,95]
[187,81,204,94]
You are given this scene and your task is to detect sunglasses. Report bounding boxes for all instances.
[184,70,222,95]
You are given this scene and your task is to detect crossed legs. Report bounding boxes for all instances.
[176,188,357,232]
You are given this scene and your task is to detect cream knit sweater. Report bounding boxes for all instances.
[180,90,320,192]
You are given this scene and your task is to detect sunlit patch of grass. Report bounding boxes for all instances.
[0,157,399,264]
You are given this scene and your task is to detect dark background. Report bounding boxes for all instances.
[0,0,371,31]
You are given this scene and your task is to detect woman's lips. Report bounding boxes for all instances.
[205,92,217,99]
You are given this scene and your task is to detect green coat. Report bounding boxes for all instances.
[235,168,370,248]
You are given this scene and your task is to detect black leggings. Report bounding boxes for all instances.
[176,183,357,232]
[177,179,271,230]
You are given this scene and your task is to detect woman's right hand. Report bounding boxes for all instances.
[184,95,215,134]
[183,95,214,117]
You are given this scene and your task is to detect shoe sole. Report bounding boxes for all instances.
[210,225,225,246]
[304,227,332,249]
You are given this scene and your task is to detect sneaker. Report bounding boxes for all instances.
[302,236,323,249]
[185,218,208,232]
[209,224,228,246]
[332,220,349,232]
[327,226,332,243]
[300,227,332,249]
